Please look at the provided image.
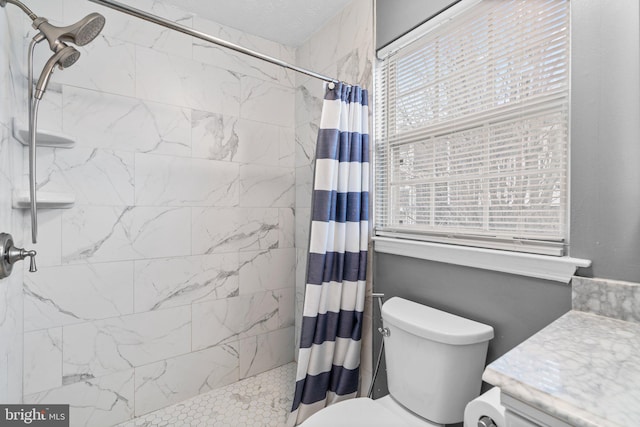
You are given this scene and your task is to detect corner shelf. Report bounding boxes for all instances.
[12,118,75,148]
[12,190,75,209]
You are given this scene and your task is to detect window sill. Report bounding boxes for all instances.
[373,237,591,283]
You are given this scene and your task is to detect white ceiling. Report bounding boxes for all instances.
[160,0,353,46]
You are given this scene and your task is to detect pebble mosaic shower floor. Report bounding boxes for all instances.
[117,363,296,427]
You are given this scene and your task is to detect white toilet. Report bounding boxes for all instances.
[301,297,494,426]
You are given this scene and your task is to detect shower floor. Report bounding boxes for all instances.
[117,362,296,427]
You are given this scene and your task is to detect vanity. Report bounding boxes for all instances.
[482,277,640,427]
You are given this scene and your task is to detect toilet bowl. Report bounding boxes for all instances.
[300,297,494,426]
[302,395,439,427]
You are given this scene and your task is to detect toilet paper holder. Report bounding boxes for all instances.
[478,415,497,427]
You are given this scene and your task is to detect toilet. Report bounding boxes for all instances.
[301,297,494,426]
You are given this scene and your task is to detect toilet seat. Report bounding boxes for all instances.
[300,396,440,427]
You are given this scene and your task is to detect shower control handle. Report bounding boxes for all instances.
[0,233,38,279]
[8,247,37,272]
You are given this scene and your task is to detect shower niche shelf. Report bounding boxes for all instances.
[12,190,75,209]
[12,118,75,148]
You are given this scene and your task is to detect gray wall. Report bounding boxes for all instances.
[570,0,640,282]
[372,0,640,402]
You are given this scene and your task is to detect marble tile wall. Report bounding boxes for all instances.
[0,4,26,405]
[13,0,297,424]
[293,0,375,395]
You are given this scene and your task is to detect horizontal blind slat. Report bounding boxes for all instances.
[375,0,569,252]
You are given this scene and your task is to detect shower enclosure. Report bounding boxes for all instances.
[0,0,373,425]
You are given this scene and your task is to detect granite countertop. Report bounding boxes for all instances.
[483,310,640,427]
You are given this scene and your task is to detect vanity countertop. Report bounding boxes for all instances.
[483,310,640,427]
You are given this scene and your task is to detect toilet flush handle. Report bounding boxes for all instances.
[478,416,497,427]
[378,327,390,337]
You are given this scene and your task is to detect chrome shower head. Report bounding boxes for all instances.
[33,12,106,51]
[34,45,80,100]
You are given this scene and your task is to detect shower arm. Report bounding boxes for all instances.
[0,0,37,20]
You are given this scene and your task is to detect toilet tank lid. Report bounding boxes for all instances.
[382,297,494,345]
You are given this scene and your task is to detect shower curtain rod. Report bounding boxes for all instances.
[88,0,340,86]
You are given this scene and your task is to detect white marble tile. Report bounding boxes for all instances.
[61,206,191,264]
[239,248,295,295]
[234,118,282,166]
[192,291,283,350]
[279,207,295,249]
[192,207,279,254]
[192,39,284,85]
[24,369,135,427]
[136,46,240,116]
[240,76,295,128]
[295,122,319,168]
[33,147,134,206]
[237,294,283,343]
[27,0,64,23]
[295,164,314,209]
[28,208,62,268]
[239,327,294,379]
[52,35,136,98]
[192,16,292,85]
[24,328,63,395]
[133,254,239,312]
[134,343,239,416]
[0,271,23,403]
[62,306,191,381]
[0,260,23,399]
[135,153,239,206]
[24,262,134,331]
[295,81,324,128]
[240,164,295,208]
[34,86,63,133]
[276,288,295,330]
[192,297,247,350]
[63,86,192,155]
[335,45,374,90]
[0,10,24,404]
[190,110,239,161]
[280,126,296,168]
[295,249,308,352]
[302,0,373,78]
[295,207,311,250]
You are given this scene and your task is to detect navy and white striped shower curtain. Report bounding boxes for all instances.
[288,83,370,426]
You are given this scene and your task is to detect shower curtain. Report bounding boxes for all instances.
[288,83,370,426]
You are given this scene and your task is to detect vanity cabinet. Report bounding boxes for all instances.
[482,310,640,427]
[501,394,572,427]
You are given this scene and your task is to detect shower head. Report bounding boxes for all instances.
[34,45,81,100]
[32,13,105,51]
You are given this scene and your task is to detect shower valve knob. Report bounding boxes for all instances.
[6,245,37,273]
[0,233,37,279]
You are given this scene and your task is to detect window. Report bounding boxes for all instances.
[375,0,570,256]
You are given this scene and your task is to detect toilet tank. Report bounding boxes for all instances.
[381,297,494,425]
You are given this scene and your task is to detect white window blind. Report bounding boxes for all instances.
[375,0,570,256]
